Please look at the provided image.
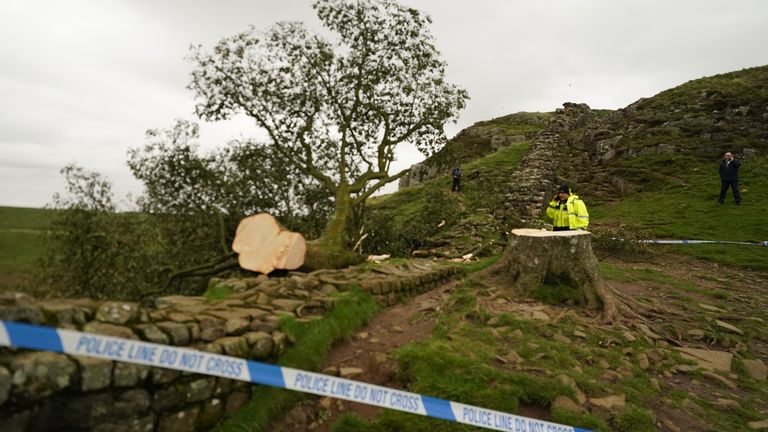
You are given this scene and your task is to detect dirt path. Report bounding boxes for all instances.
[269,254,768,432]
[271,280,460,431]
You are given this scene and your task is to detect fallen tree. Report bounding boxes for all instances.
[232,214,307,274]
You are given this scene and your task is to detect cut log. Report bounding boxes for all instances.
[232,213,306,274]
[484,228,619,321]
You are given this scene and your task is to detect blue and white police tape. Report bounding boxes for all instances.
[638,239,768,247]
[0,320,590,432]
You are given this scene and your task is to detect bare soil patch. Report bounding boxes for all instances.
[271,281,458,431]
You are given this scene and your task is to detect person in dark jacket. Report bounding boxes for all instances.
[718,152,742,205]
[451,166,461,192]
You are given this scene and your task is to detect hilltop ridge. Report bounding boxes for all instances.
[368,65,768,268]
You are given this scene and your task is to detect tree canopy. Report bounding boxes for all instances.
[127,119,330,236]
[188,0,468,251]
[42,121,334,300]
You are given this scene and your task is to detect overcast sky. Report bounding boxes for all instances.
[2,0,767,208]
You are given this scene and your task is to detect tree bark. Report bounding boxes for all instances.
[232,213,307,274]
[319,183,352,252]
[485,228,618,321]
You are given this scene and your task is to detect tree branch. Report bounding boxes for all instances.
[353,167,410,205]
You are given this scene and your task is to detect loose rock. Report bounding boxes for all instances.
[339,367,364,379]
[95,302,139,325]
[589,394,626,410]
[742,359,767,381]
[675,347,732,372]
[715,320,744,335]
[552,395,585,413]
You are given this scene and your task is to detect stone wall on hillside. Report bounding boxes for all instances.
[0,261,462,432]
[406,103,599,259]
[500,103,597,225]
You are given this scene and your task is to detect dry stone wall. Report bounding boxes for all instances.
[0,260,462,432]
[500,103,597,225]
[407,103,598,259]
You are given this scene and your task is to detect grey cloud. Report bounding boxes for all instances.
[2,0,768,207]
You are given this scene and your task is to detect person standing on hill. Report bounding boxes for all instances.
[718,152,742,205]
[451,166,462,192]
[546,184,589,231]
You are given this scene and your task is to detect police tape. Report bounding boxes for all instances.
[0,320,591,432]
[608,237,768,247]
[637,239,768,247]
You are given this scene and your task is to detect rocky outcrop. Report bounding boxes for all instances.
[0,260,462,432]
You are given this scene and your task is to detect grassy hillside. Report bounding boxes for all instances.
[366,142,530,256]
[370,140,766,272]
[384,111,550,254]
[564,66,768,198]
[430,111,551,167]
[0,206,55,291]
[609,65,768,156]
[400,112,552,188]
[568,66,768,270]
[590,155,768,270]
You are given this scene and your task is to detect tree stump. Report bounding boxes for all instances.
[232,214,306,274]
[486,228,618,321]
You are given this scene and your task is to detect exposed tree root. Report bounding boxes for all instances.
[479,229,685,326]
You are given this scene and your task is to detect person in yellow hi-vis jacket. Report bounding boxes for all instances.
[546,184,589,231]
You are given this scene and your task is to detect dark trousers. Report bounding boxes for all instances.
[719,179,741,204]
[452,177,460,192]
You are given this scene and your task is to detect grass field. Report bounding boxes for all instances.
[590,155,768,271]
[0,206,55,291]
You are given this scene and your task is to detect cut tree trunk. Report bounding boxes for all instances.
[485,228,619,321]
[232,213,306,274]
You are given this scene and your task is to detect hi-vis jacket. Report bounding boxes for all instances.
[546,194,589,230]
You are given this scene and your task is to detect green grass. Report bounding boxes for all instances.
[0,206,55,291]
[457,255,501,273]
[591,155,768,271]
[598,263,733,302]
[216,288,379,432]
[203,284,232,300]
[612,405,656,432]
[0,206,56,231]
[367,143,530,256]
[371,142,529,221]
[327,268,768,431]
[328,282,615,431]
